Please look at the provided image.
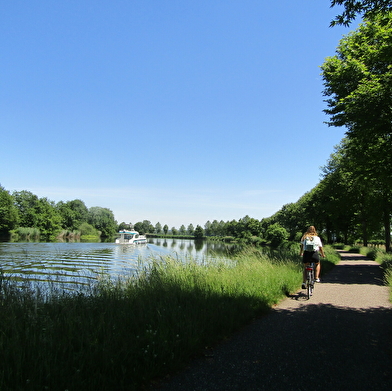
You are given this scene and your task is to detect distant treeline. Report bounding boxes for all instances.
[0,182,389,248]
[0,187,117,241]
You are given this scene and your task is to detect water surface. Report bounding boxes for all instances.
[0,238,234,291]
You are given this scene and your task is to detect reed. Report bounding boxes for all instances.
[0,247,322,390]
[12,227,40,241]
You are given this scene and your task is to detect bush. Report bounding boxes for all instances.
[265,223,288,247]
[78,222,100,240]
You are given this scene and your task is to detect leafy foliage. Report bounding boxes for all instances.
[88,206,117,237]
[330,0,392,26]
[265,223,289,247]
[321,13,392,249]
[0,185,18,234]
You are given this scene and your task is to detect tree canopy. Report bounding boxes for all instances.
[321,12,392,250]
[330,0,392,26]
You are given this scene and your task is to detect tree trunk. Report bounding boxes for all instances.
[362,217,368,247]
[383,207,391,252]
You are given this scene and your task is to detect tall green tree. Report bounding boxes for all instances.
[204,221,212,236]
[155,222,162,234]
[265,223,288,247]
[322,13,392,138]
[186,224,194,235]
[12,191,62,239]
[321,13,392,250]
[134,220,153,235]
[194,225,204,239]
[118,222,132,231]
[35,197,62,239]
[57,199,89,230]
[0,186,19,234]
[88,207,117,237]
[13,190,40,228]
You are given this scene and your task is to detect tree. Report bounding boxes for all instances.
[13,190,40,228]
[79,222,100,237]
[0,186,18,234]
[194,225,204,239]
[163,224,169,235]
[12,191,62,239]
[179,224,186,235]
[321,139,383,244]
[204,221,211,236]
[57,199,89,230]
[141,220,154,234]
[321,13,392,250]
[322,14,392,137]
[118,222,132,231]
[330,0,392,26]
[245,217,263,237]
[186,224,194,235]
[88,207,117,237]
[209,220,220,236]
[35,197,62,239]
[265,223,288,247]
[155,222,162,234]
[133,222,144,234]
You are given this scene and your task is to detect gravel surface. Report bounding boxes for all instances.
[151,251,392,390]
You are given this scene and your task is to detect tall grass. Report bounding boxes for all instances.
[0,247,330,390]
[358,246,392,300]
[11,227,40,241]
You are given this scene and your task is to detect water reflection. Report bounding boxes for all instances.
[0,239,236,292]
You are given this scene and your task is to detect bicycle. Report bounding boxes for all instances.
[305,262,315,299]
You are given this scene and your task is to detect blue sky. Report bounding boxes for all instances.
[1,1,356,228]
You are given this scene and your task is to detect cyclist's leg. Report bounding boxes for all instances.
[306,268,312,298]
[315,261,320,279]
[302,252,311,286]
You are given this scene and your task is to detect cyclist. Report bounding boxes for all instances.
[299,226,325,289]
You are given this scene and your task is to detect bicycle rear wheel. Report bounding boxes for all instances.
[306,270,313,299]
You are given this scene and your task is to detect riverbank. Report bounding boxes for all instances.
[0,246,339,390]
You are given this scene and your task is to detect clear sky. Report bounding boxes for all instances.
[1,1,356,229]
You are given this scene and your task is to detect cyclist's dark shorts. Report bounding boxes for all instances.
[303,250,320,263]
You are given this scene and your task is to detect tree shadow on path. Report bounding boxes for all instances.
[154,304,392,391]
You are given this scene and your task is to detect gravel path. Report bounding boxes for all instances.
[152,251,392,390]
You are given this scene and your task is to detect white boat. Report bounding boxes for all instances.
[115,230,147,244]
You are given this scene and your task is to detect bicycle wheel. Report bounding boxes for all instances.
[306,269,313,299]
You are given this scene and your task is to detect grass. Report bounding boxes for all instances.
[0,246,337,391]
[10,227,40,241]
[357,246,392,300]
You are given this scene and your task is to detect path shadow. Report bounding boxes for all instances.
[322,263,386,286]
[154,304,392,390]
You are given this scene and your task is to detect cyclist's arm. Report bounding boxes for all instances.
[319,245,325,257]
[299,243,304,256]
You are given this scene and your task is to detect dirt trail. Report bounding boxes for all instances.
[153,251,392,390]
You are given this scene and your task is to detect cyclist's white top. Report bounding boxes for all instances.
[302,235,323,251]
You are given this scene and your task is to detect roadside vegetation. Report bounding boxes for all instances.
[0,245,338,391]
[359,246,392,300]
